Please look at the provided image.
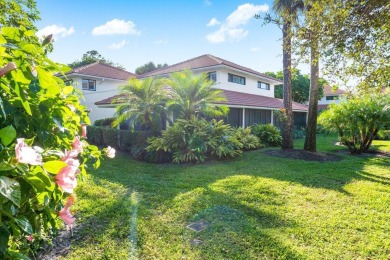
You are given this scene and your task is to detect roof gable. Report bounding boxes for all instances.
[139,54,282,83]
[323,85,346,95]
[66,62,136,81]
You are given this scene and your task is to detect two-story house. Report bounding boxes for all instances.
[318,85,346,111]
[95,54,308,128]
[64,62,136,123]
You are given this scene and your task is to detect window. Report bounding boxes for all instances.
[82,79,96,91]
[207,71,217,82]
[228,73,245,85]
[257,81,270,90]
[326,95,338,100]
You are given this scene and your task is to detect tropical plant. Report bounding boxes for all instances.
[318,92,390,154]
[233,127,262,150]
[166,70,229,120]
[251,124,282,147]
[113,77,168,135]
[147,117,243,163]
[0,26,113,258]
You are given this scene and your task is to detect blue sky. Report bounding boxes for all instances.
[35,0,290,74]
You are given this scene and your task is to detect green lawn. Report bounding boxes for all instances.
[66,135,390,259]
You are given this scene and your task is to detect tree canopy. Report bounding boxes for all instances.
[135,61,168,75]
[68,50,125,70]
[265,70,325,103]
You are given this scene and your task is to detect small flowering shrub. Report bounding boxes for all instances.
[0,27,114,258]
[318,92,390,154]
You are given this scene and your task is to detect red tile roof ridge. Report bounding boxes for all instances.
[71,62,100,73]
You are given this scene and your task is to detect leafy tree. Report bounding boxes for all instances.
[135,61,168,75]
[113,77,168,135]
[265,70,325,103]
[270,0,304,150]
[0,0,40,30]
[318,92,390,154]
[68,50,125,69]
[166,70,229,120]
[0,26,111,258]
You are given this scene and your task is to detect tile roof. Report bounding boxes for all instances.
[323,85,346,95]
[215,90,308,111]
[139,54,282,83]
[95,89,308,111]
[66,62,136,81]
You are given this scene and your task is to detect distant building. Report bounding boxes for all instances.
[318,85,346,111]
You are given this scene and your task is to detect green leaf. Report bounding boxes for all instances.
[43,160,67,175]
[0,162,13,171]
[0,125,16,146]
[0,226,10,255]
[36,66,60,95]
[10,79,32,115]
[0,176,21,206]
[14,216,33,234]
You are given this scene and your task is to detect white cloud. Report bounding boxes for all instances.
[108,40,128,49]
[204,0,212,6]
[207,18,220,27]
[92,19,140,35]
[206,3,269,44]
[250,47,260,52]
[37,25,75,40]
[154,40,168,45]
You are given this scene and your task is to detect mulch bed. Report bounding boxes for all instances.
[265,149,343,162]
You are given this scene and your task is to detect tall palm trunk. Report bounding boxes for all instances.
[304,29,320,152]
[281,20,294,150]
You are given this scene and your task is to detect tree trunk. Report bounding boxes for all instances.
[281,21,294,150]
[304,33,319,152]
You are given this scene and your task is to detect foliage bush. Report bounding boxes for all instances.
[147,117,244,163]
[233,127,263,150]
[0,27,112,258]
[86,126,104,146]
[251,124,282,147]
[102,128,119,149]
[318,92,390,154]
[376,130,390,140]
[293,129,306,139]
[93,117,115,127]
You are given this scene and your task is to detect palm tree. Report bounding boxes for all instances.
[113,77,168,135]
[166,70,229,120]
[273,0,304,149]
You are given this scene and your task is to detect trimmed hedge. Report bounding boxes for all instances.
[87,126,143,151]
[94,117,115,127]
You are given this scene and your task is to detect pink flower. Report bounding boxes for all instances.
[81,124,87,138]
[62,149,79,161]
[56,166,77,193]
[105,146,116,158]
[15,138,42,165]
[26,235,34,242]
[72,137,83,153]
[0,62,17,77]
[59,195,76,226]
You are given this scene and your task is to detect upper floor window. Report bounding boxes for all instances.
[257,81,270,90]
[82,79,96,91]
[228,73,246,85]
[207,71,217,82]
[326,95,338,100]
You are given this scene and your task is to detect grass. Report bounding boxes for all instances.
[64,135,390,259]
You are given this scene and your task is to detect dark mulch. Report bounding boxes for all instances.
[265,149,343,162]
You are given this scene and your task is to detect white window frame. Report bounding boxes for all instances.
[257,81,270,90]
[228,73,246,85]
[82,79,96,91]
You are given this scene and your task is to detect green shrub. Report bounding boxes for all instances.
[318,92,390,154]
[147,117,243,163]
[102,128,119,149]
[132,131,155,160]
[87,126,104,146]
[293,129,306,139]
[251,124,282,147]
[376,130,390,140]
[94,117,115,127]
[234,127,262,150]
[119,130,136,151]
